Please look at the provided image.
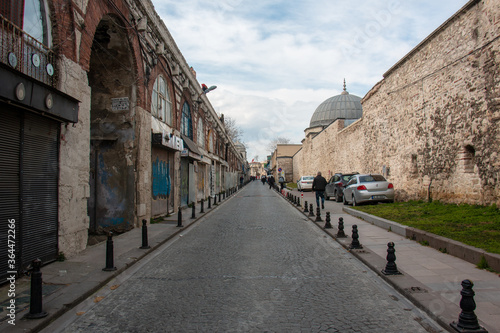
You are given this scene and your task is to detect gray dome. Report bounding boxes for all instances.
[309,85,362,128]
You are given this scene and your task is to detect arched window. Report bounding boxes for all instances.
[181,102,192,139]
[2,0,53,47]
[152,75,172,125]
[197,118,204,146]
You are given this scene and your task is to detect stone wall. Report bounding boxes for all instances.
[57,56,91,257]
[295,0,500,206]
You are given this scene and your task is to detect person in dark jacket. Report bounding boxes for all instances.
[312,171,327,209]
[268,175,275,189]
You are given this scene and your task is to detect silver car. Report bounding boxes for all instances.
[343,174,394,206]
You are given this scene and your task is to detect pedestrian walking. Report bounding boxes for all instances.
[312,171,327,209]
[279,176,285,191]
[261,176,266,185]
[268,175,275,189]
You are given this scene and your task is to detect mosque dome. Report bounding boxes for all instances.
[309,81,363,129]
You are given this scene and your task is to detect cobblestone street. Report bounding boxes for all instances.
[45,182,442,332]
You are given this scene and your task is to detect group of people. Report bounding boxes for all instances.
[260,171,327,209]
[260,175,287,191]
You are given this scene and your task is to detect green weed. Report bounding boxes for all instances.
[351,201,500,254]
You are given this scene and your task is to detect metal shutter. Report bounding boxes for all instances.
[21,112,59,268]
[0,108,21,282]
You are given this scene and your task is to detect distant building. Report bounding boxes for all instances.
[270,144,303,182]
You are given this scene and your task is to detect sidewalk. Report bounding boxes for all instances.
[0,189,237,333]
[282,187,500,333]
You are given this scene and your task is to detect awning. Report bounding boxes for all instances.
[181,134,202,160]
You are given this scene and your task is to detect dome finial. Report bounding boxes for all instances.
[341,79,348,95]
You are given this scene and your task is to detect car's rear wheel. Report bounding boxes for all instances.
[352,196,357,206]
[335,190,342,202]
[343,195,348,205]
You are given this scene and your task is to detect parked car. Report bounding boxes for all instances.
[325,172,358,202]
[297,176,314,191]
[343,174,394,206]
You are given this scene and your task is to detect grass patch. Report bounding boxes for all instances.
[286,182,297,189]
[351,201,500,254]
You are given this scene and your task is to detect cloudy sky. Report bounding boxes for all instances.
[151,0,469,162]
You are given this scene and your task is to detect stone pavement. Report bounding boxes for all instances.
[0,189,237,333]
[0,182,498,332]
[284,187,500,333]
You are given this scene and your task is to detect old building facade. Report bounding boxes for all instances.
[294,0,499,206]
[269,144,302,182]
[0,0,247,281]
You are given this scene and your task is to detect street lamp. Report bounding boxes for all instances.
[202,84,217,94]
[197,84,217,104]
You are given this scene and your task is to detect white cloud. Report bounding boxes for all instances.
[152,0,469,161]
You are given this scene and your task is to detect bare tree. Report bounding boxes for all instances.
[223,115,243,143]
[266,136,291,153]
[252,155,259,162]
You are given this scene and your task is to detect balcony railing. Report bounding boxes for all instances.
[0,15,56,87]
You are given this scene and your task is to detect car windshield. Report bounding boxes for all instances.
[359,175,386,182]
[302,177,314,181]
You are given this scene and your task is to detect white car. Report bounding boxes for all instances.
[297,176,314,191]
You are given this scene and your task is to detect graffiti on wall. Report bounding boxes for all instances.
[152,157,171,199]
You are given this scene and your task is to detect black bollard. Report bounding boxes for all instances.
[140,219,150,249]
[103,232,117,271]
[208,196,212,208]
[324,212,332,229]
[214,194,217,205]
[450,280,488,332]
[382,242,401,275]
[25,259,48,319]
[309,203,314,217]
[177,207,184,227]
[349,225,363,249]
[191,202,196,219]
[337,217,347,238]
[296,197,301,207]
[223,192,226,200]
[200,199,204,213]
[304,201,309,213]
[219,193,221,202]
[315,207,323,222]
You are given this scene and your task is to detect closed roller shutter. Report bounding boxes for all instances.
[21,113,59,268]
[0,109,21,282]
[0,107,59,282]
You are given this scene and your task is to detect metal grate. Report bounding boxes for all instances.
[0,15,56,87]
